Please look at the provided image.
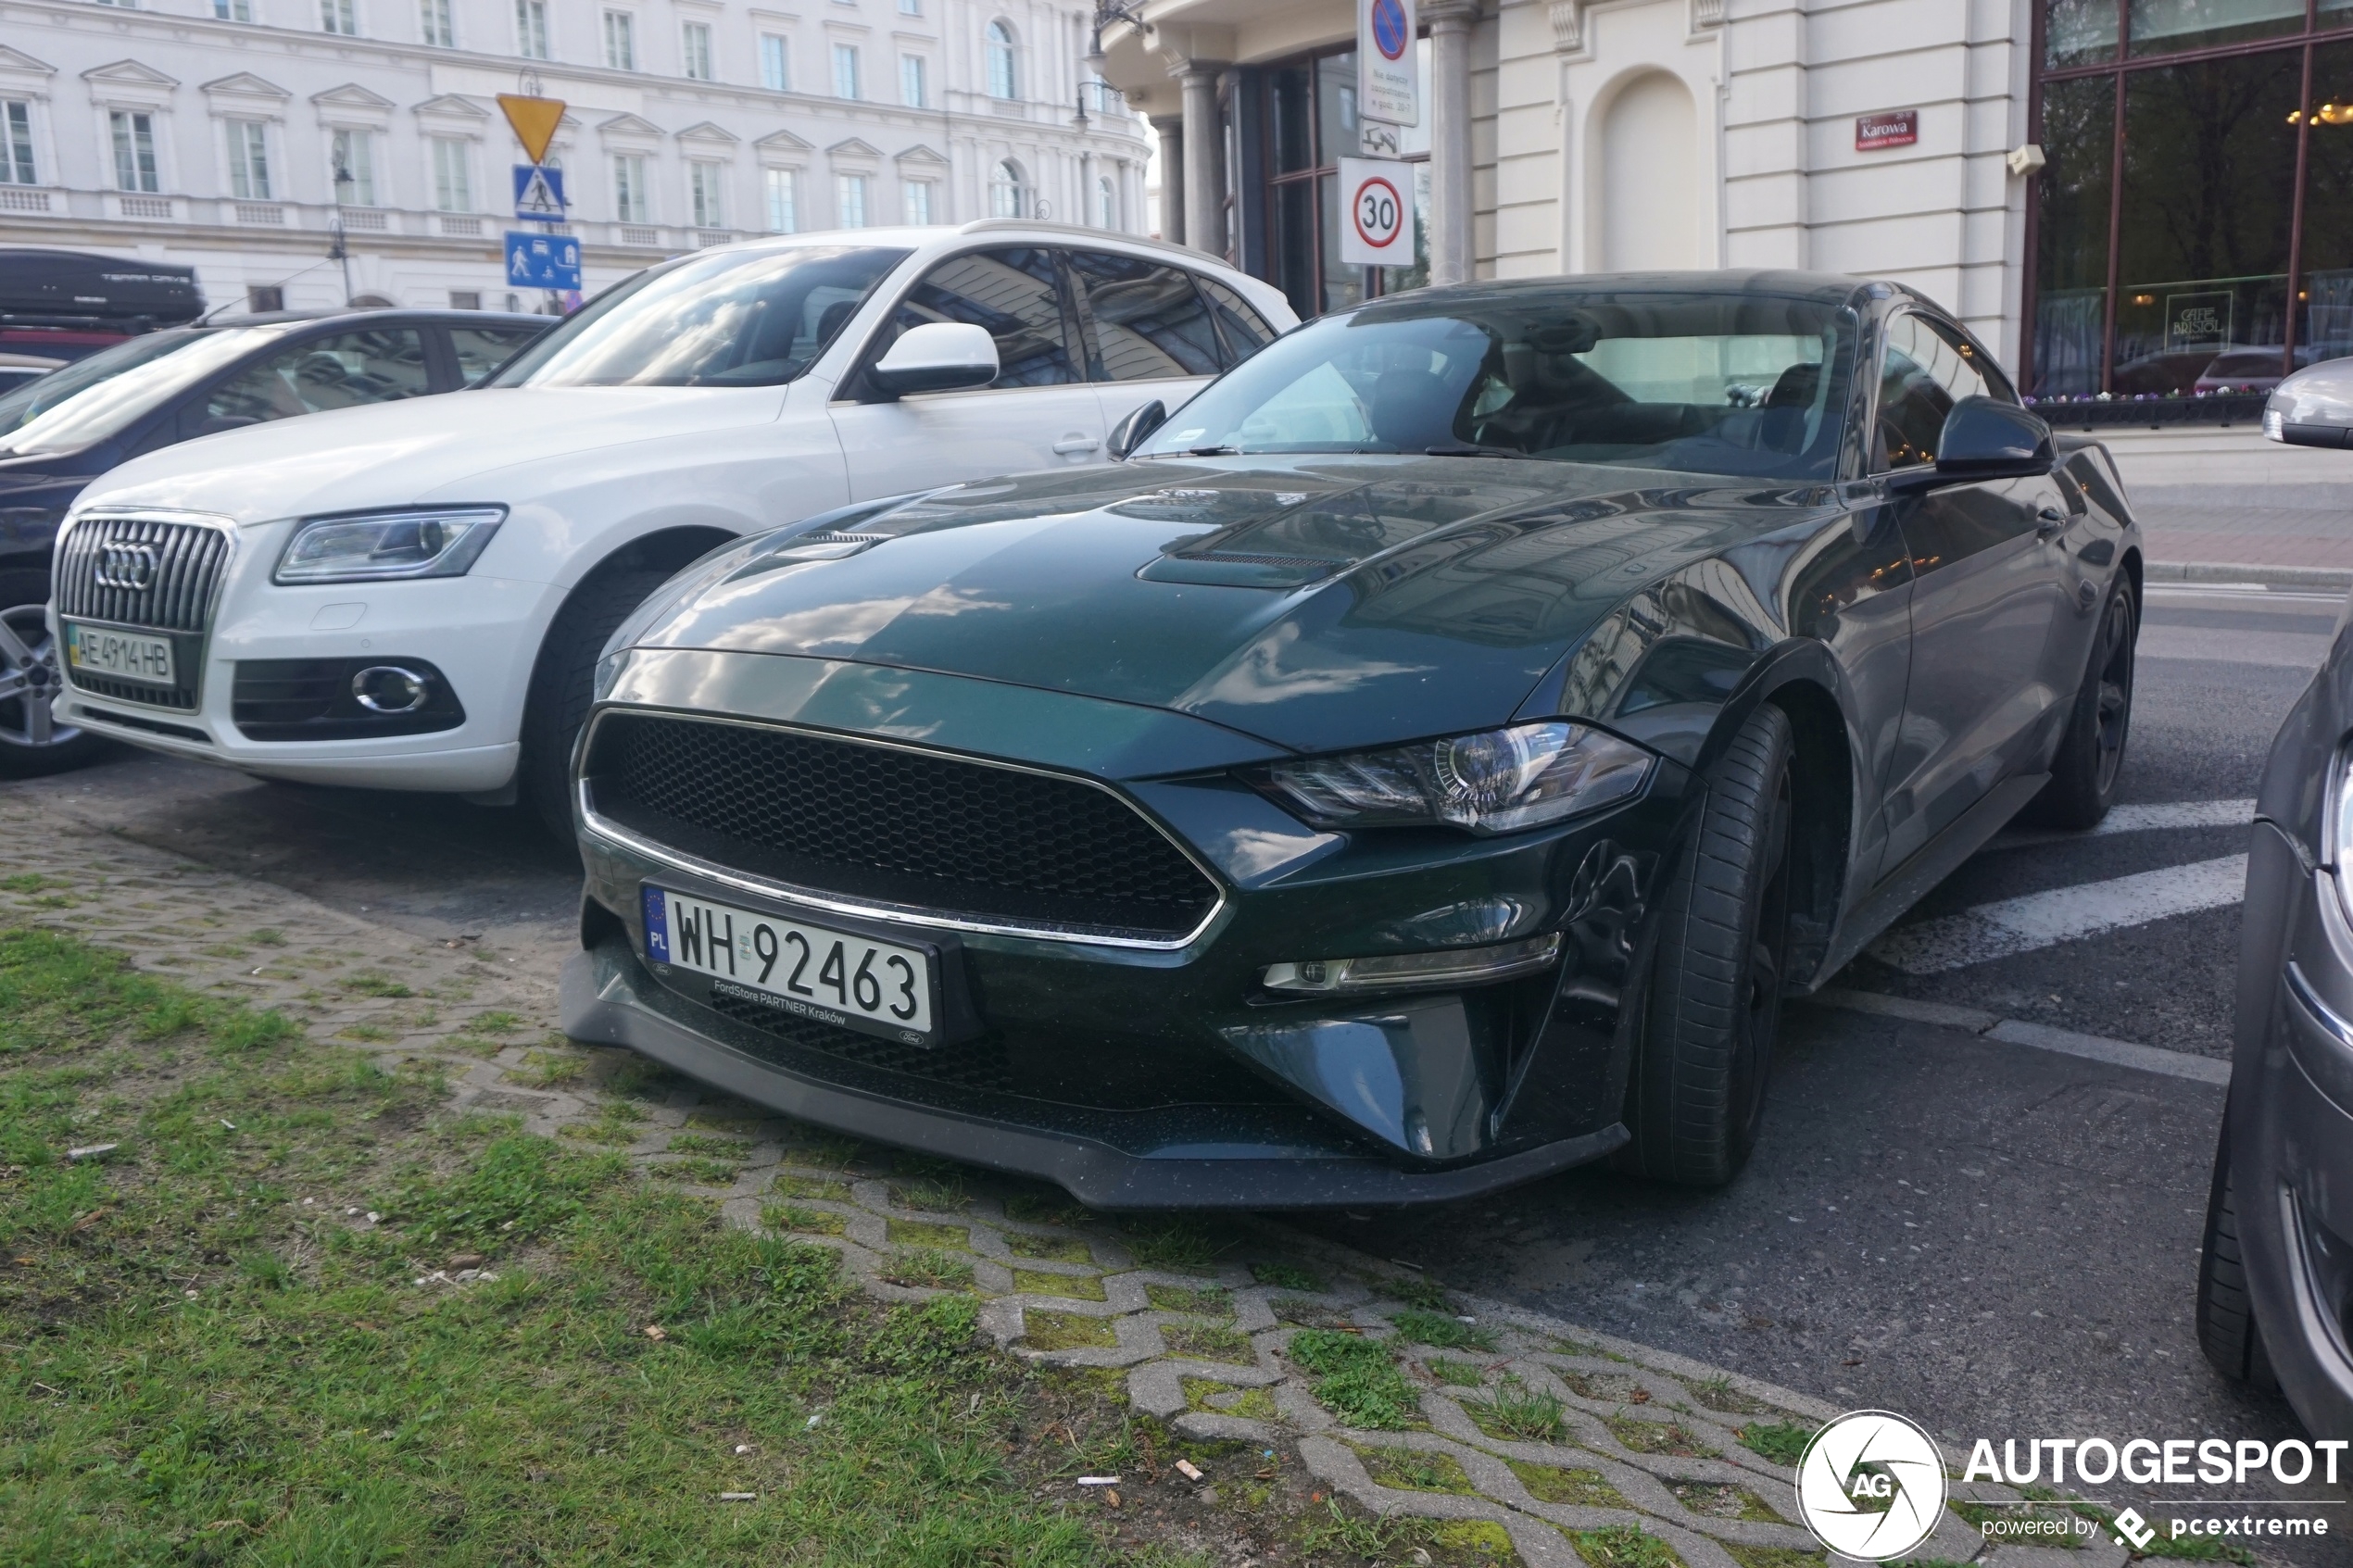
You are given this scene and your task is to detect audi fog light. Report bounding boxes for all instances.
[274,507,506,584]
[1257,721,1652,834]
[1262,934,1563,996]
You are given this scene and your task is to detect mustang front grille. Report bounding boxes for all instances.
[584,712,1222,942]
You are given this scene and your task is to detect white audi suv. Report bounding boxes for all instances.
[51,220,1292,830]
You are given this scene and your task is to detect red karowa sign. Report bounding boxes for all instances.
[1856,109,1918,151]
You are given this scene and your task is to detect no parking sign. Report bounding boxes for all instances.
[1338,157,1414,268]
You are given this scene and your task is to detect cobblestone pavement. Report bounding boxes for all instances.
[0,787,2107,1568]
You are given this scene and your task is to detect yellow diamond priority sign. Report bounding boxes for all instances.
[497,94,565,167]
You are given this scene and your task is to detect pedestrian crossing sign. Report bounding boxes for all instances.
[512,163,567,223]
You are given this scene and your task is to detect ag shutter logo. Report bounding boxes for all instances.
[1795,1411,1949,1562]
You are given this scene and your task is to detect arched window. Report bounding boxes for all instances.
[1096,174,1115,229]
[989,158,1026,218]
[986,20,1017,101]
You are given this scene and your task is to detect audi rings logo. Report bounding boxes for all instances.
[1794,1411,1949,1562]
[94,544,157,591]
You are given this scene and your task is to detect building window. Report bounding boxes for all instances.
[331,126,376,205]
[764,167,798,231]
[899,0,919,14]
[986,20,1017,100]
[988,159,1024,218]
[227,119,271,200]
[604,10,637,70]
[689,161,727,228]
[0,103,31,187]
[613,153,648,220]
[515,0,548,57]
[897,54,928,108]
[1256,45,1428,319]
[213,0,253,19]
[837,172,867,226]
[1097,173,1114,229]
[321,0,359,35]
[111,111,160,194]
[450,289,482,309]
[833,44,861,99]
[420,0,453,45]
[761,33,789,91]
[430,135,472,211]
[247,285,283,313]
[903,178,933,224]
[682,20,713,80]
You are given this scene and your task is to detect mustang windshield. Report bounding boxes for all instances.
[1138,290,1859,480]
[492,244,910,389]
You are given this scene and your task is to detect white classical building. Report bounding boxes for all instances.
[0,0,1149,313]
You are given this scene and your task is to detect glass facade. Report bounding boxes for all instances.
[2029,0,2353,397]
[1251,43,1428,320]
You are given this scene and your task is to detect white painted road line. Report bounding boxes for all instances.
[1867,853,2248,974]
[1986,797,2254,853]
[1809,988,2232,1086]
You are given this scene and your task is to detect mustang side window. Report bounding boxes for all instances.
[877,247,1080,388]
[204,328,431,426]
[1874,313,1993,470]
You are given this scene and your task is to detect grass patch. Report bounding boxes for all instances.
[1427,1355,1490,1386]
[774,1173,854,1202]
[1006,1230,1092,1264]
[1390,1308,1497,1352]
[1021,1310,1117,1352]
[338,1022,395,1043]
[1012,1269,1107,1301]
[1739,1420,1815,1467]
[1573,1524,1684,1568]
[508,1048,588,1087]
[1163,1323,1254,1364]
[1359,1446,1475,1495]
[1509,1460,1628,1507]
[0,926,1145,1566]
[1468,1377,1567,1441]
[889,1175,972,1212]
[1145,1282,1229,1317]
[1385,1273,1449,1311]
[341,970,415,997]
[1725,1549,1826,1568]
[1116,1218,1237,1273]
[658,1156,741,1187]
[1001,1190,1089,1227]
[1183,1378,1277,1419]
[1271,1294,1348,1329]
[878,1248,975,1291]
[761,1202,848,1236]
[887,1219,970,1250]
[1285,1329,1419,1430]
[1607,1416,1717,1459]
[667,1133,751,1159]
[1690,1373,1773,1416]
[470,1009,526,1033]
[1673,1482,1781,1522]
[1250,1259,1323,1292]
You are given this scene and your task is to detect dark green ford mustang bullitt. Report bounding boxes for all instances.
[559,271,2143,1209]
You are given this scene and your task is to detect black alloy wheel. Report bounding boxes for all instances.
[1623,700,1797,1187]
[0,574,103,779]
[2023,576,2137,831]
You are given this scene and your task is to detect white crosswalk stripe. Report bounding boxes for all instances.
[1985,797,2253,852]
[1869,851,2249,974]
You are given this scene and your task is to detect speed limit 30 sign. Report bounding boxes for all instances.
[1338,157,1414,267]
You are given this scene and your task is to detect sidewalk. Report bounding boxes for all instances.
[2095,426,2353,579]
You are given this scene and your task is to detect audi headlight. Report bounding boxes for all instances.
[1256,721,1653,834]
[273,507,506,584]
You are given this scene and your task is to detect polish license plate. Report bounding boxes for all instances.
[63,621,175,686]
[642,885,937,1045]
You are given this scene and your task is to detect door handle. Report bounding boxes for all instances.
[2036,506,2067,539]
[1052,434,1101,456]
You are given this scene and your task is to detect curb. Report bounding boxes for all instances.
[2145,559,2353,590]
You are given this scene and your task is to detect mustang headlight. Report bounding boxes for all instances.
[273,507,506,584]
[1258,721,1652,834]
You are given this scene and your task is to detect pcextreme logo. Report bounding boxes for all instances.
[1794,1411,1949,1562]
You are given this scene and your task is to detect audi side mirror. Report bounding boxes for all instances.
[867,322,1000,399]
[1107,399,1167,461]
[2267,359,2353,448]
[1886,397,2055,495]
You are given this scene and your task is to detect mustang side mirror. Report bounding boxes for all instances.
[2266,360,2353,448]
[1107,399,1167,460]
[1885,396,2055,495]
[868,321,1000,398]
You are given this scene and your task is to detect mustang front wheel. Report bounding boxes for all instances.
[1623,701,1795,1188]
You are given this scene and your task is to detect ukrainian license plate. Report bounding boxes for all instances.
[63,621,175,686]
[642,885,937,1045]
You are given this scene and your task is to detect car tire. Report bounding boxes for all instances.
[519,566,673,840]
[2196,1121,2280,1391]
[2021,574,2136,832]
[0,570,106,780]
[1623,700,1796,1188]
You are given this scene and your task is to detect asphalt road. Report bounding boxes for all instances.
[14,583,2349,1551]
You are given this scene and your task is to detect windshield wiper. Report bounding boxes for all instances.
[1184,445,1241,457]
[1425,443,1530,459]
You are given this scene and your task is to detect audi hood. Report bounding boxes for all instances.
[613,457,1838,757]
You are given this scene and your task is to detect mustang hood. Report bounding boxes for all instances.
[69,384,789,525]
[627,457,1836,755]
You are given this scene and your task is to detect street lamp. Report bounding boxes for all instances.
[330,158,357,307]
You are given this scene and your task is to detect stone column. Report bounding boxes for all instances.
[1425,0,1478,285]
[1079,147,1097,225]
[1179,64,1228,257]
[1151,113,1185,245]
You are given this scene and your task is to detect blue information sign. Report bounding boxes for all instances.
[504,230,581,291]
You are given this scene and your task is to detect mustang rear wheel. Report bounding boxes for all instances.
[1623,700,1795,1188]
[2023,574,2136,831]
